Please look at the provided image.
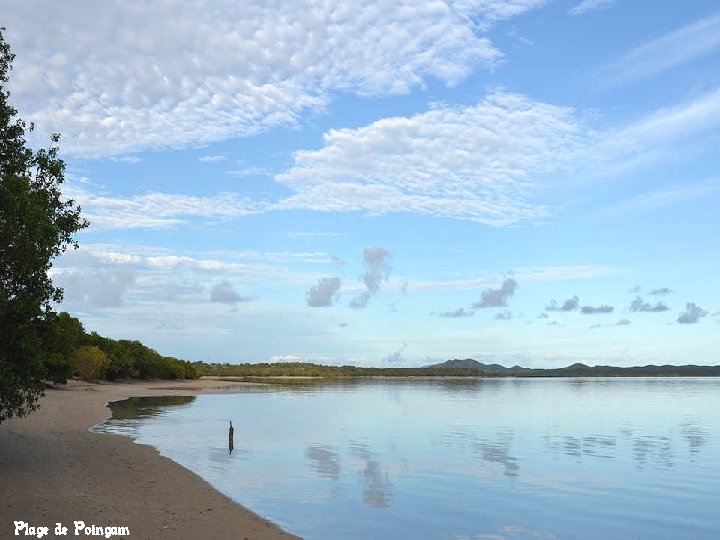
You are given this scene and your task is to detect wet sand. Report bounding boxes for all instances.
[0,378,300,539]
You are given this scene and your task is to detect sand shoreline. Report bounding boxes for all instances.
[0,378,300,540]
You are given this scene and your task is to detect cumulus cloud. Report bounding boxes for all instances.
[472,275,518,308]
[382,342,407,364]
[615,318,631,326]
[629,296,669,313]
[275,92,583,225]
[581,305,614,314]
[438,307,474,318]
[495,310,512,320]
[677,302,708,324]
[350,248,392,308]
[546,295,579,312]
[306,277,342,307]
[3,0,553,157]
[569,0,614,15]
[210,281,253,304]
[537,312,550,319]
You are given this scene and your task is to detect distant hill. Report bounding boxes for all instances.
[428,359,720,377]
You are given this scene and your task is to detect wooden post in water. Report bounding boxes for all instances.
[229,420,234,454]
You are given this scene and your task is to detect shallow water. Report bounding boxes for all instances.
[93,378,720,539]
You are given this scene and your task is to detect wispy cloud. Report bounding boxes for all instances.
[569,0,614,16]
[649,287,672,296]
[287,231,341,238]
[66,185,264,230]
[581,305,614,314]
[437,307,475,318]
[599,178,720,217]
[408,265,623,292]
[199,155,227,163]
[598,11,720,85]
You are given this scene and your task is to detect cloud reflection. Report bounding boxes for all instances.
[350,442,393,508]
[475,431,520,479]
[306,444,341,480]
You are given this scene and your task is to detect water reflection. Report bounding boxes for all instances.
[474,430,519,479]
[306,445,341,480]
[107,395,196,420]
[633,435,673,470]
[681,420,708,458]
[91,378,720,540]
[350,442,393,508]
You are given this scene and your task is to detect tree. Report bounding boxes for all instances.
[0,28,88,422]
[73,346,110,381]
[42,312,85,384]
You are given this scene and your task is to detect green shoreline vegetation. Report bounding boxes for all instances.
[196,358,720,379]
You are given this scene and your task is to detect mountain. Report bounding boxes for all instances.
[427,360,720,377]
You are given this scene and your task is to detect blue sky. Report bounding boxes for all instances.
[5,0,720,366]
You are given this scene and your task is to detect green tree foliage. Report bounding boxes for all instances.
[0,29,88,421]
[84,332,135,380]
[73,345,110,381]
[41,311,85,383]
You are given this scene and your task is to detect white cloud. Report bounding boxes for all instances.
[350,248,392,308]
[287,231,341,238]
[450,0,549,29]
[2,0,550,157]
[581,88,720,181]
[275,92,583,225]
[54,267,135,308]
[66,186,264,230]
[407,265,623,292]
[677,302,708,324]
[569,0,614,16]
[210,281,254,304]
[306,277,342,307]
[598,10,720,85]
[199,155,227,163]
[53,243,330,295]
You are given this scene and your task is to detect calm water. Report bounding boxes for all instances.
[93,378,720,539]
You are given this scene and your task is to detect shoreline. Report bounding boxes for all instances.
[0,378,300,540]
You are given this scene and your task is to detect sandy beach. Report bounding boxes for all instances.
[0,378,300,540]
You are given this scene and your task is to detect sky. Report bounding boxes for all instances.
[4,0,720,367]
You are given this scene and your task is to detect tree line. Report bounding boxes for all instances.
[43,312,201,383]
